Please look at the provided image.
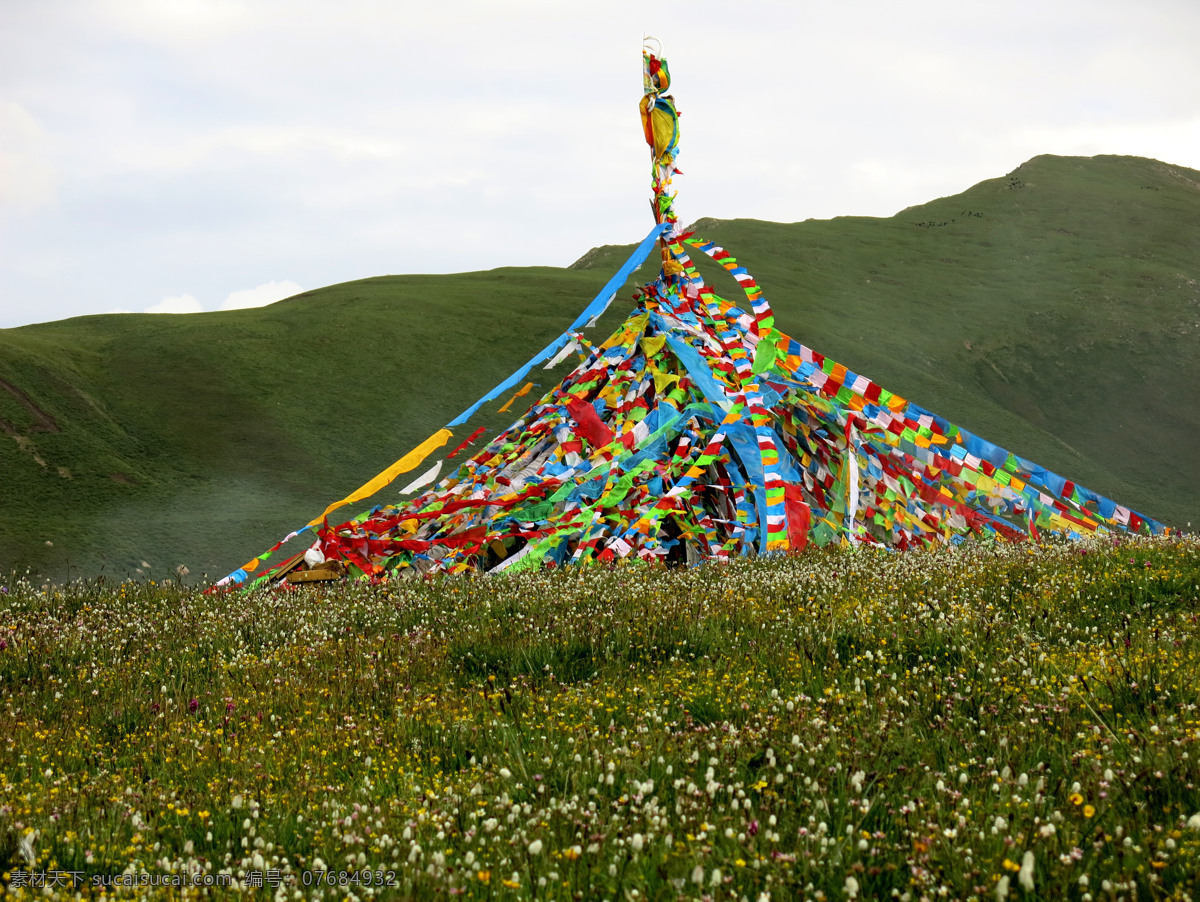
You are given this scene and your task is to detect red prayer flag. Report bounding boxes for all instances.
[783,484,811,551]
[566,397,615,449]
[447,426,488,459]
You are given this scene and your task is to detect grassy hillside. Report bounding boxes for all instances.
[0,270,651,582]
[3,154,1198,581]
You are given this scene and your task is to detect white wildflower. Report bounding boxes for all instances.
[17,830,38,865]
[1018,850,1035,891]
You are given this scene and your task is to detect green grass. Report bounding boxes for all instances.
[2,538,1199,898]
[2,154,1198,582]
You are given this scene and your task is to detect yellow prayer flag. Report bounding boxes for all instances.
[498,382,535,413]
[310,428,453,526]
[641,334,667,357]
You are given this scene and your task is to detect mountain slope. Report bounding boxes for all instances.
[0,270,651,581]
[3,154,1197,581]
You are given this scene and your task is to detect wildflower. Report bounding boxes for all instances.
[1083,805,1095,818]
[845,875,860,898]
[1187,813,1200,830]
[1068,792,1083,806]
[17,830,39,865]
[691,865,704,885]
[631,833,644,852]
[528,839,543,855]
[1018,850,1035,891]
[995,875,1009,900]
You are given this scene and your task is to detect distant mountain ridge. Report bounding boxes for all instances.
[2,154,1197,582]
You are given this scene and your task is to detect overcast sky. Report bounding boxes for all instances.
[2,0,1198,329]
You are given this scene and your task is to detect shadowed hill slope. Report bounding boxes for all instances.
[0,270,649,581]
[3,154,1197,581]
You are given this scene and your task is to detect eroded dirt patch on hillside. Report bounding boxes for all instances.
[0,377,60,433]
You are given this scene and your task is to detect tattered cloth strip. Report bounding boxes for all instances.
[400,461,442,495]
[447,426,488,459]
[497,384,535,414]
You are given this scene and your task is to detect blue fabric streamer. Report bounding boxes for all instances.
[448,223,668,427]
[660,331,735,411]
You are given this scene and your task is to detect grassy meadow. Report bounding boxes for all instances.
[3,536,1200,899]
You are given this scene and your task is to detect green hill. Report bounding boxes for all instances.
[3,154,1198,582]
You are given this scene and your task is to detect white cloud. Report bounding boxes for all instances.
[0,101,58,210]
[3,0,1200,329]
[101,0,252,44]
[1006,117,1200,168]
[219,279,302,310]
[146,294,204,314]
